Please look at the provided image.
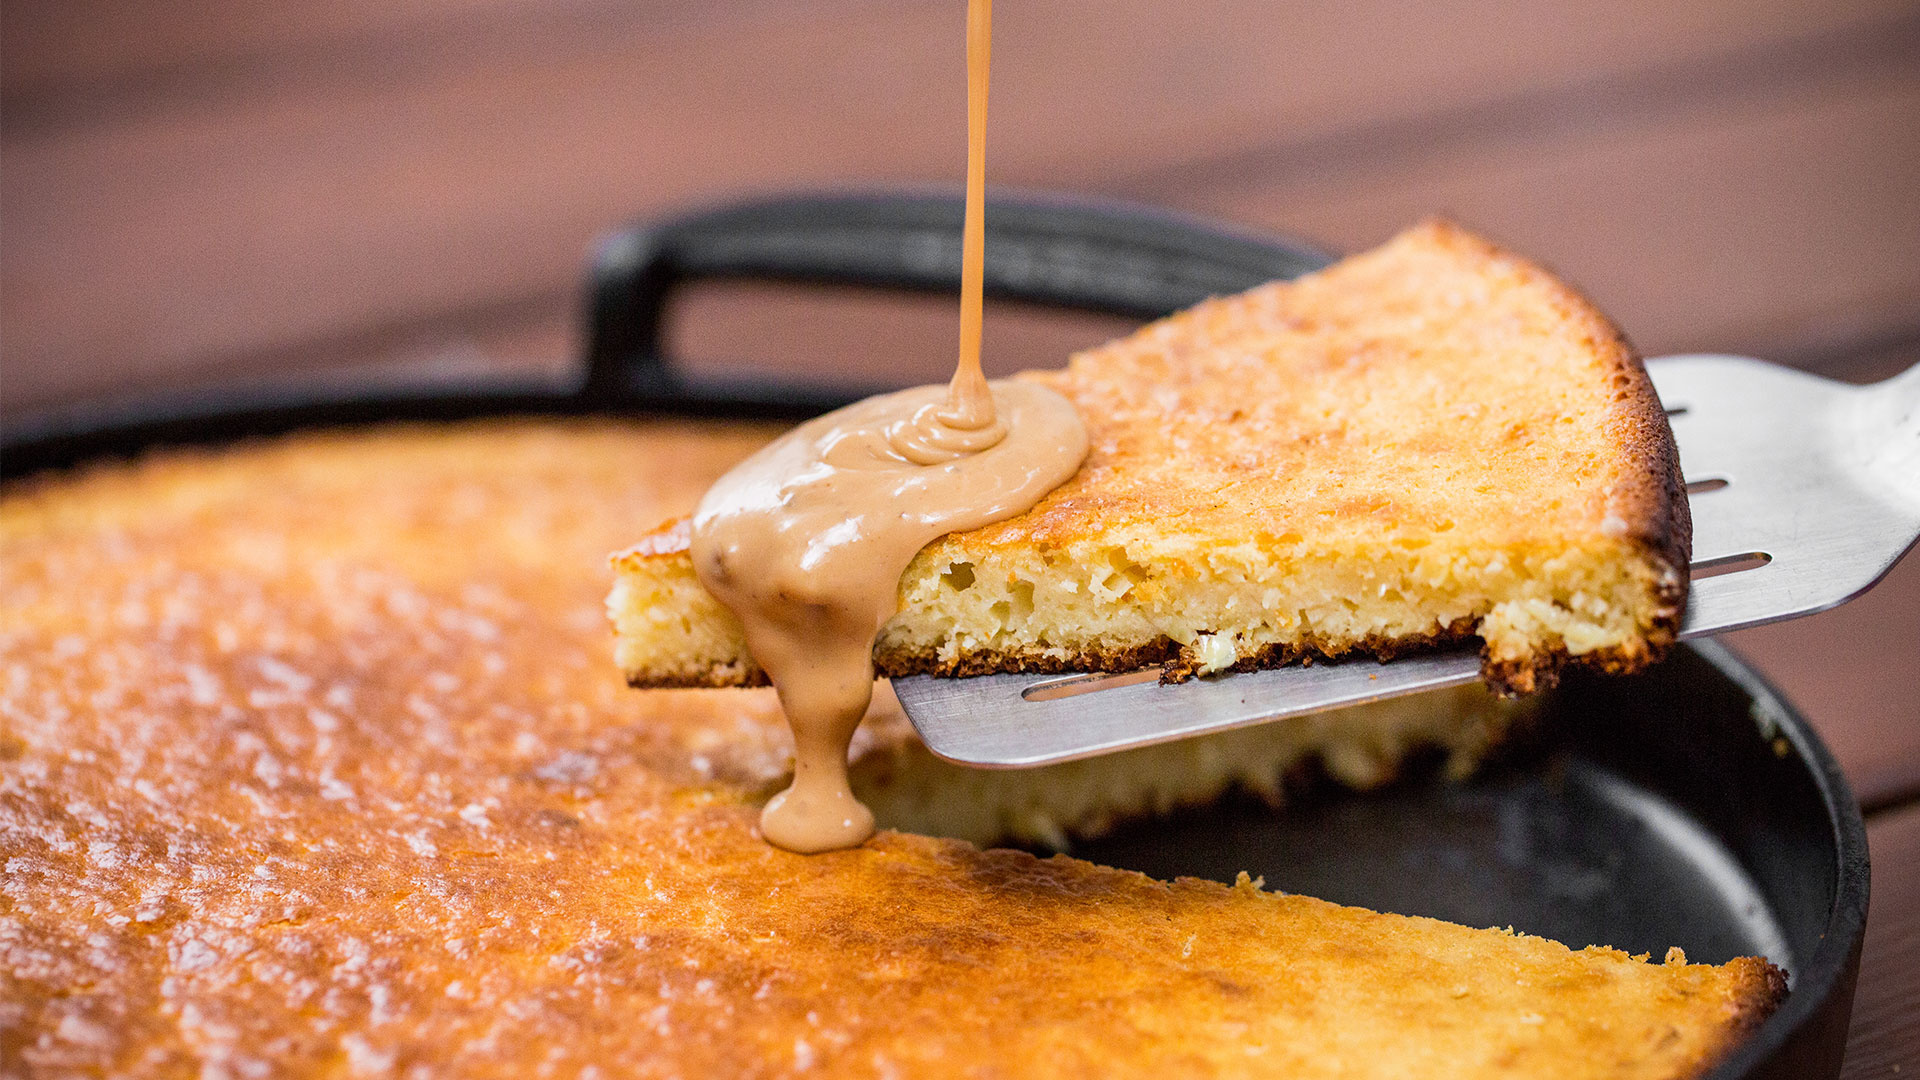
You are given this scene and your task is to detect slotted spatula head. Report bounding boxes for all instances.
[894,355,1920,768]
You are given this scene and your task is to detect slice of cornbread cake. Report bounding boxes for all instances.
[611,219,1689,695]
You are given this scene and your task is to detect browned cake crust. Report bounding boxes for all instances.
[613,611,1482,689]
[1403,221,1691,690]
[614,219,1691,695]
[4,421,1770,1078]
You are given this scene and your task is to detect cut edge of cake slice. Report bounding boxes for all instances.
[609,219,1690,696]
[851,680,1536,850]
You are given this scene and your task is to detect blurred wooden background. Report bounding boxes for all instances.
[4,1,1917,1071]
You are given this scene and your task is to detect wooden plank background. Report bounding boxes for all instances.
[4,1,1917,1071]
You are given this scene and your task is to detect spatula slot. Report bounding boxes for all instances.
[1690,551,1772,580]
[1685,477,1730,494]
[1021,667,1164,701]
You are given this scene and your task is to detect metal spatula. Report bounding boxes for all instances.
[893,355,1920,767]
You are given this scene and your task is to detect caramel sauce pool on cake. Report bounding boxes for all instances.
[688,0,1087,853]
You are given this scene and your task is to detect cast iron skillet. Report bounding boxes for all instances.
[1,192,1868,1079]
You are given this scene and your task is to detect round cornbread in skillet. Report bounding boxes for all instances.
[612,220,1690,695]
[5,420,1770,1078]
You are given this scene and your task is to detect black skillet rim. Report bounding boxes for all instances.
[1682,638,1869,1079]
[0,190,1870,1079]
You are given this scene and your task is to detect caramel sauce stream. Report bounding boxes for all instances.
[689,0,1087,853]
[944,0,997,434]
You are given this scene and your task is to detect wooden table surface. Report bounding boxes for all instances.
[4,1,1917,1072]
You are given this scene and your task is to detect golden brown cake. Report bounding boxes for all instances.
[2,420,1774,1078]
[612,220,1690,696]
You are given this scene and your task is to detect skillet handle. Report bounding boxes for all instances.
[580,191,1331,409]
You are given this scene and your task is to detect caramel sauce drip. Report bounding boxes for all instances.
[689,0,1087,853]
[944,0,998,434]
[884,0,1004,467]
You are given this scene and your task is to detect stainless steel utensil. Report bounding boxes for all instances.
[895,354,1920,768]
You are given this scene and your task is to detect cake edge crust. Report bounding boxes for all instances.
[1697,956,1792,1074]
[620,625,1677,695]
[1410,219,1693,693]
